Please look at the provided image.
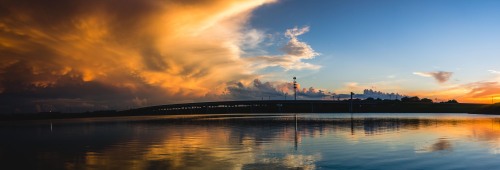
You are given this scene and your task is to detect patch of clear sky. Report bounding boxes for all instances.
[249,0,500,92]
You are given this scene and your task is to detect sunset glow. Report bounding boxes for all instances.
[2,0,500,112]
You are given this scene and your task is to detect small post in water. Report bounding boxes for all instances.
[350,92,354,113]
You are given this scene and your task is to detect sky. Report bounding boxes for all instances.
[1,0,500,113]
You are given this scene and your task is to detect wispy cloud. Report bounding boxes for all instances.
[488,70,500,74]
[246,26,321,71]
[413,71,453,83]
[280,26,319,59]
[462,81,500,98]
[406,80,500,103]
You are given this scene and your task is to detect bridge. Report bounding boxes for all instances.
[123,100,352,114]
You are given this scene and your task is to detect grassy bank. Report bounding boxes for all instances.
[470,103,500,114]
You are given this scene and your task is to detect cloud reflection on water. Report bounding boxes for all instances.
[3,114,500,169]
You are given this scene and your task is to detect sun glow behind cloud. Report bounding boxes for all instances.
[0,0,289,112]
[0,0,331,113]
[2,0,500,113]
[405,80,500,103]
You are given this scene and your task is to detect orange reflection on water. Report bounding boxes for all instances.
[74,114,500,169]
[78,119,319,169]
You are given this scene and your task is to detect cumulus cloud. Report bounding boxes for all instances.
[332,89,405,100]
[297,87,330,99]
[246,26,321,70]
[280,26,318,59]
[0,0,279,113]
[224,79,329,100]
[413,71,453,83]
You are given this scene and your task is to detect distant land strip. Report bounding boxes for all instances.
[1,100,496,121]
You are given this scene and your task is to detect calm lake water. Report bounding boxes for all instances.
[2,113,500,169]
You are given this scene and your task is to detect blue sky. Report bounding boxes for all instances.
[244,0,500,101]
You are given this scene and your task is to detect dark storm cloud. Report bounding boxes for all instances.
[224,79,329,100]
[0,0,276,113]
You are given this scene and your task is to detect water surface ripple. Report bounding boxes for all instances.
[2,113,500,169]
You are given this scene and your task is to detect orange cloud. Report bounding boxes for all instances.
[407,81,500,103]
[0,0,277,112]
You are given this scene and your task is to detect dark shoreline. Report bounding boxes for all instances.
[1,100,496,121]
